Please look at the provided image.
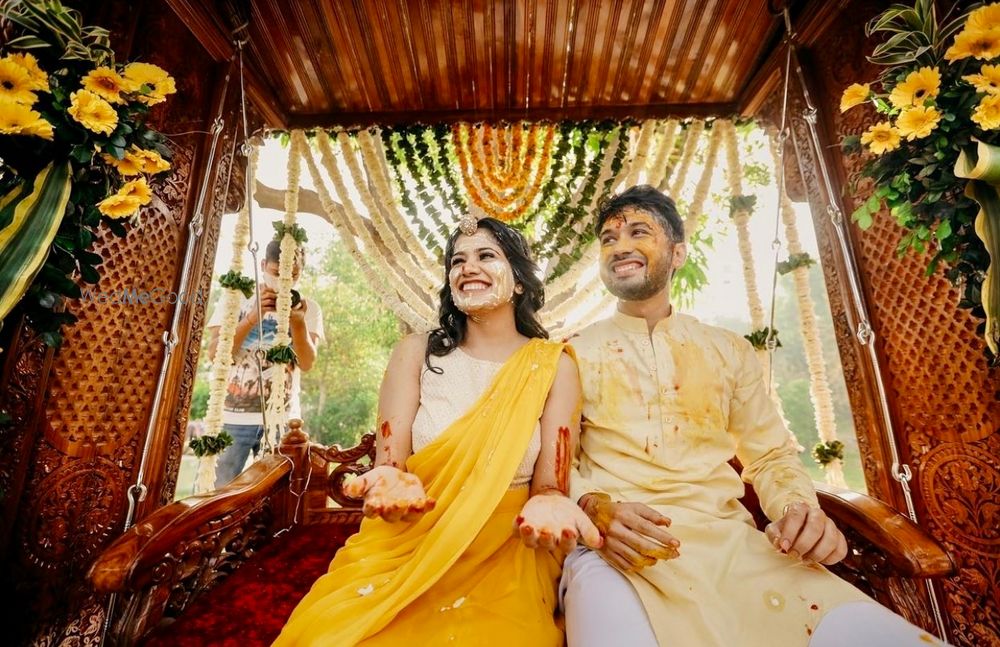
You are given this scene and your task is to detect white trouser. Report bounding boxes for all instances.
[559,548,658,647]
[559,548,949,647]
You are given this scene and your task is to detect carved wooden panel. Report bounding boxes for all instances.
[0,1,242,644]
[779,1,1000,643]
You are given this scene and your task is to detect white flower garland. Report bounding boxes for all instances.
[196,144,260,492]
[646,119,681,190]
[300,138,431,329]
[336,130,440,294]
[313,132,437,326]
[768,128,845,486]
[359,129,442,275]
[622,119,658,188]
[724,121,766,331]
[666,120,705,197]
[683,120,726,236]
[262,130,306,442]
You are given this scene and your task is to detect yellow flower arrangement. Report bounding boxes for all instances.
[120,177,152,205]
[843,0,1000,361]
[0,58,38,105]
[973,94,1000,130]
[945,27,1000,62]
[123,62,176,105]
[963,64,1000,94]
[132,146,171,174]
[67,89,118,134]
[9,53,48,92]
[81,66,128,104]
[889,67,940,108]
[101,146,171,176]
[896,105,941,140]
[968,4,1000,32]
[0,98,50,139]
[96,193,141,219]
[860,121,901,154]
[840,83,870,112]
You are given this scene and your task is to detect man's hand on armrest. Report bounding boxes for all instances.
[764,501,848,565]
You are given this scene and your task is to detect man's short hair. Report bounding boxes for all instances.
[595,184,685,243]
[265,239,306,266]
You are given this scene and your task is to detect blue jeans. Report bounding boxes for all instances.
[214,423,265,488]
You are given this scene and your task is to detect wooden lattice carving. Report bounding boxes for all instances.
[801,1,1000,643]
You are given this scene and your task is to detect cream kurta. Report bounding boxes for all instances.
[570,311,868,646]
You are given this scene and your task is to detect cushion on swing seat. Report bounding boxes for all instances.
[141,523,356,647]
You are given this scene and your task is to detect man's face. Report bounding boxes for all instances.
[597,207,685,301]
[262,259,302,286]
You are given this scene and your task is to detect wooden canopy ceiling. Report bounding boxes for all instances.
[167,0,846,128]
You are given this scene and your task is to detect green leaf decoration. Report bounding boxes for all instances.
[273,221,309,244]
[744,327,782,351]
[0,162,73,325]
[189,431,235,458]
[954,139,1000,355]
[219,271,256,298]
[265,344,298,365]
[728,194,757,216]
[776,252,817,276]
[812,440,845,467]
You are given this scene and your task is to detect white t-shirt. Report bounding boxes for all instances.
[206,294,325,426]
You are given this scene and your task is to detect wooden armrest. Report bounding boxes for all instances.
[815,482,955,579]
[89,454,291,593]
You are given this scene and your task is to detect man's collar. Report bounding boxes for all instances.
[610,308,682,335]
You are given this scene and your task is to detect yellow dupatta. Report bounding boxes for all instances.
[274,339,567,646]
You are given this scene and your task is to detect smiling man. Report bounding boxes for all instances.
[558,185,942,647]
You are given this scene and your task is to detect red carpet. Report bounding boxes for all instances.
[142,523,357,647]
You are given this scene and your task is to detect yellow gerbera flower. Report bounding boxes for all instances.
[22,118,54,140]
[968,4,1000,32]
[840,83,871,112]
[896,106,941,140]
[860,121,902,154]
[132,147,171,174]
[68,89,118,135]
[945,28,1000,61]
[889,67,941,108]
[81,67,128,104]
[102,151,144,176]
[97,193,142,219]
[0,58,37,105]
[8,53,49,92]
[973,94,1000,130]
[0,98,45,136]
[120,177,153,206]
[122,62,176,105]
[963,64,1000,94]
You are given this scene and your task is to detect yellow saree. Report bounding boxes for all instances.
[273,339,568,646]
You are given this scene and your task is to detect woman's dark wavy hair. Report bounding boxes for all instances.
[425,217,547,372]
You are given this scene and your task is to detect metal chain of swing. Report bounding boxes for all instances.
[768,2,947,639]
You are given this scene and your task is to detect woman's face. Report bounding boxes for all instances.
[448,230,516,315]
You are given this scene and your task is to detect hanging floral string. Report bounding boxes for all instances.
[645,119,681,190]
[768,128,846,486]
[336,129,439,293]
[193,144,260,492]
[313,131,438,325]
[260,130,306,443]
[683,120,726,236]
[357,128,442,276]
[301,134,431,329]
[666,119,705,197]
